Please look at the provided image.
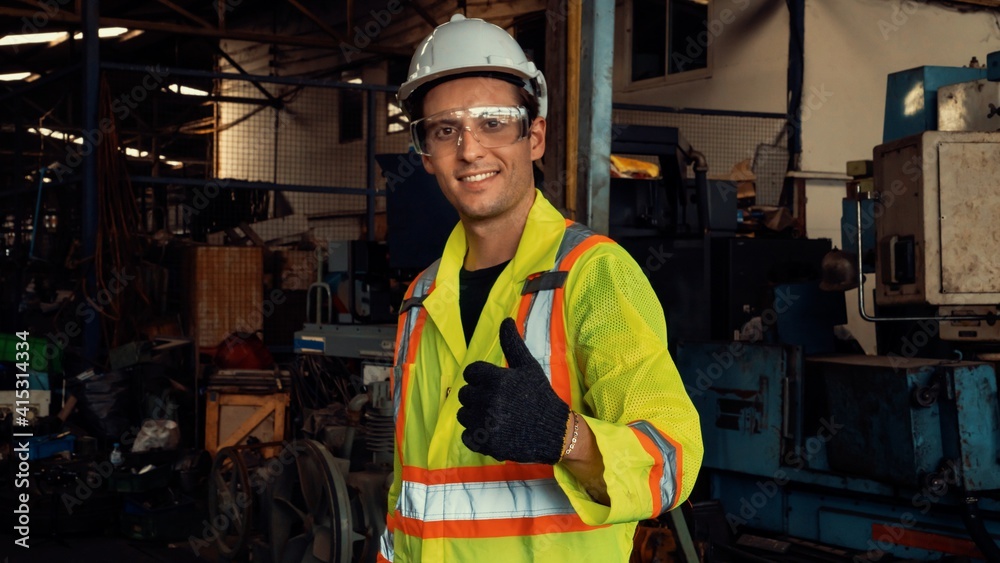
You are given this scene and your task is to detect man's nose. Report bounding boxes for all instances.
[457,127,486,161]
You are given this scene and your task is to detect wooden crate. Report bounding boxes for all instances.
[184,246,264,351]
[204,390,289,456]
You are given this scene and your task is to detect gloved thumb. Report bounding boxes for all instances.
[498,317,536,369]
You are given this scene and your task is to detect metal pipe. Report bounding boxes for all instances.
[854,192,993,323]
[612,102,785,120]
[366,89,376,242]
[129,175,385,196]
[82,0,100,364]
[100,62,399,93]
[29,168,48,261]
[577,0,614,234]
[688,149,710,234]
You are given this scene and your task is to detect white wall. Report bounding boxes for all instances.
[801,0,1000,243]
[801,0,1000,174]
[612,0,1000,353]
[800,0,1000,352]
[614,0,789,113]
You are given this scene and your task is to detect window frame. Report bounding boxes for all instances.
[616,0,714,92]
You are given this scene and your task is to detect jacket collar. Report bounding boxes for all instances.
[421,189,566,366]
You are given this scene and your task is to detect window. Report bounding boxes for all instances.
[340,74,363,143]
[620,0,711,89]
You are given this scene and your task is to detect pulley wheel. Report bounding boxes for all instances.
[208,446,253,558]
[270,439,358,563]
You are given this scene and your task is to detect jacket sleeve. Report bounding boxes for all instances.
[553,243,703,525]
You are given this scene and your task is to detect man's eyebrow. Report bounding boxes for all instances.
[428,115,461,126]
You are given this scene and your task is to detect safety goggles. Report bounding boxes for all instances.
[410,105,530,157]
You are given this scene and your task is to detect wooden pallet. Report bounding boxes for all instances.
[204,390,290,456]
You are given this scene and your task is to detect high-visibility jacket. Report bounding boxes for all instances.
[379,191,703,562]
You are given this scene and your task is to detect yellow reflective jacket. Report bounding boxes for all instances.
[379,191,703,562]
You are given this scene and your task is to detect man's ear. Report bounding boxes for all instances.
[529,117,546,161]
[422,154,435,175]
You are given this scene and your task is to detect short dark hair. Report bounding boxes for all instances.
[408,72,540,123]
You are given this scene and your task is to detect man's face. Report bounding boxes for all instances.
[420,77,545,224]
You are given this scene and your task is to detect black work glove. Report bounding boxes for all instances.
[457,317,571,464]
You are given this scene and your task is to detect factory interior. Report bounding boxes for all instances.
[2,0,1000,561]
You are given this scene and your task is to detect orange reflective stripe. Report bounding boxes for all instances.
[395,277,433,463]
[377,554,391,563]
[395,511,607,539]
[560,234,614,272]
[631,426,666,515]
[630,423,685,512]
[547,228,612,405]
[549,287,571,404]
[395,306,428,462]
[402,463,553,485]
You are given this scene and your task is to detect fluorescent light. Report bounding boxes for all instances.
[0,72,31,81]
[0,31,68,46]
[29,127,76,142]
[166,84,209,96]
[73,27,129,40]
[158,155,184,168]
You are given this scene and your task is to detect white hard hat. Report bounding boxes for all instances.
[398,13,548,119]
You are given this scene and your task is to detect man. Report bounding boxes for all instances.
[379,13,703,562]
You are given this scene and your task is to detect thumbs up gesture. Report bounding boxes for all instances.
[457,318,571,464]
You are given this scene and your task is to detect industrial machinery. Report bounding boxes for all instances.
[674,58,1000,561]
[260,153,445,563]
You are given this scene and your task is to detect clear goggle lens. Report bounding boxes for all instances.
[411,106,529,156]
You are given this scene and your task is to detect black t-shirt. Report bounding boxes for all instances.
[459,260,511,345]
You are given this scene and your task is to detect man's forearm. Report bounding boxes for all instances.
[560,414,610,505]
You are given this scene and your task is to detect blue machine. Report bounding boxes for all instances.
[676,55,1000,561]
[678,342,1000,560]
[883,66,986,143]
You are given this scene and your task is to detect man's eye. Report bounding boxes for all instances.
[431,126,456,140]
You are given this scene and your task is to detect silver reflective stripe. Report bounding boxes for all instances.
[628,420,679,514]
[394,260,440,423]
[378,527,394,561]
[557,222,593,258]
[522,288,554,383]
[521,222,595,383]
[399,478,576,522]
